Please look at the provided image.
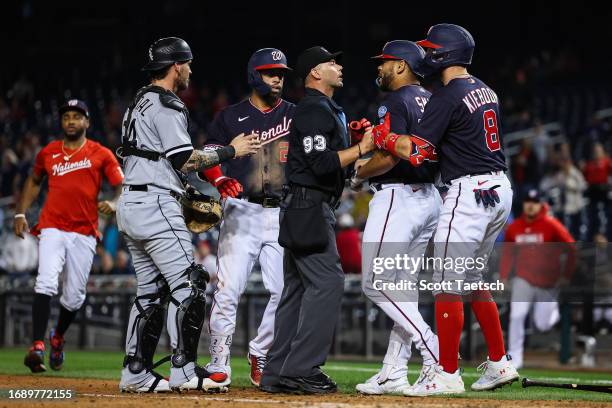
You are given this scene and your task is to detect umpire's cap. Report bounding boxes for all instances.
[371,40,427,77]
[142,37,193,71]
[296,46,342,80]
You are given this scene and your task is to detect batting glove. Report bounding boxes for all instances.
[474,185,501,208]
[216,177,243,199]
[349,118,373,145]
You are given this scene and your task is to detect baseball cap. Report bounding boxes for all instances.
[59,99,90,118]
[296,46,342,79]
[371,40,423,61]
[524,188,542,203]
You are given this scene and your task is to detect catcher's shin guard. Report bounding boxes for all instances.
[171,264,210,368]
[125,276,170,374]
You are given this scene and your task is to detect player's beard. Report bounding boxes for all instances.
[64,127,86,142]
[377,72,392,92]
[176,76,189,92]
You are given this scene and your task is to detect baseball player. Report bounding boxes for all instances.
[500,188,576,369]
[117,37,259,393]
[353,41,440,395]
[371,24,519,395]
[199,48,294,388]
[15,99,124,373]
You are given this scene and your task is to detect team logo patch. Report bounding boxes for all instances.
[377,105,387,119]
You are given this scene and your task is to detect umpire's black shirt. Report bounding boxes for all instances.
[286,88,349,198]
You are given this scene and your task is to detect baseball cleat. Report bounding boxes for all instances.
[355,369,411,395]
[404,365,465,396]
[471,355,519,391]
[49,329,65,371]
[172,366,230,393]
[248,353,266,387]
[24,341,46,373]
[120,372,171,393]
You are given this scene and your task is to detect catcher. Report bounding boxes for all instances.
[117,37,259,393]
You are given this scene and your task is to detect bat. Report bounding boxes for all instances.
[522,377,612,394]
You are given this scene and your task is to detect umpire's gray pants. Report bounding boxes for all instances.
[261,202,344,383]
[117,187,197,386]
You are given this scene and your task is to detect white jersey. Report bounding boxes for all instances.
[121,89,193,194]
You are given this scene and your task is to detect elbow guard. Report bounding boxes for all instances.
[408,136,438,167]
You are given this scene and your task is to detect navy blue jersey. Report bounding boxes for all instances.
[370,84,437,185]
[413,76,507,183]
[205,98,295,198]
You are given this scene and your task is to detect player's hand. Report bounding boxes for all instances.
[231,132,261,158]
[371,112,391,149]
[349,118,372,145]
[474,185,500,208]
[359,129,376,155]
[215,177,243,199]
[98,200,117,214]
[13,216,29,239]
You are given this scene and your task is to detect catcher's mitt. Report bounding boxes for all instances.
[181,188,223,233]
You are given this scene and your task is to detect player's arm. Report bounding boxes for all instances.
[179,133,260,173]
[14,172,44,239]
[98,148,125,215]
[198,115,253,198]
[356,150,399,179]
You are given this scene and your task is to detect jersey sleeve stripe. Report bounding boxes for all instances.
[165,144,193,157]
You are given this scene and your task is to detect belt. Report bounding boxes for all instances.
[244,196,281,208]
[126,184,182,201]
[370,182,407,192]
[289,185,341,210]
[468,170,505,177]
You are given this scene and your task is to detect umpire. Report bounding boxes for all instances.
[260,46,375,394]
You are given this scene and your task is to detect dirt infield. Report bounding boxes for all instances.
[0,375,609,408]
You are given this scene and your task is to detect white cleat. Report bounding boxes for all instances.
[120,374,171,393]
[356,371,411,395]
[172,367,231,393]
[404,365,465,396]
[471,355,519,391]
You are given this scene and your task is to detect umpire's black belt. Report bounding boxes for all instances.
[243,196,281,208]
[126,184,182,201]
[288,185,341,210]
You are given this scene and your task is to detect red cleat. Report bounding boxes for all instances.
[248,353,266,387]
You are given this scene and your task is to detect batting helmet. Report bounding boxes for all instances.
[416,24,475,76]
[247,48,292,96]
[371,40,427,78]
[141,37,193,71]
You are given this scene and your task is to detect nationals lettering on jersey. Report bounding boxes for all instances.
[205,98,295,198]
[32,139,124,238]
[370,84,437,185]
[413,76,507,183]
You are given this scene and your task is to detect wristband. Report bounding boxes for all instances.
[14,214,26,219]
[216,145,236,162]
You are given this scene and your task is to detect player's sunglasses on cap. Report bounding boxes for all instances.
[296,46,342,79]
[59,99,90,118]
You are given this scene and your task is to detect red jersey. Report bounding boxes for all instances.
[582,157,612,185]
[32,139,124,238]
[500,204,576,288]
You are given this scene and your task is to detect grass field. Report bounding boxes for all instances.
[0,348,611,403]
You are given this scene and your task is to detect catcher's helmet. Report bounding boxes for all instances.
[371,40,427,78]
[142,37,193,71]
[247,48,292,96]
[416,24,475,76]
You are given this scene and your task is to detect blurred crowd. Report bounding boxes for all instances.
[0,49,611,278]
